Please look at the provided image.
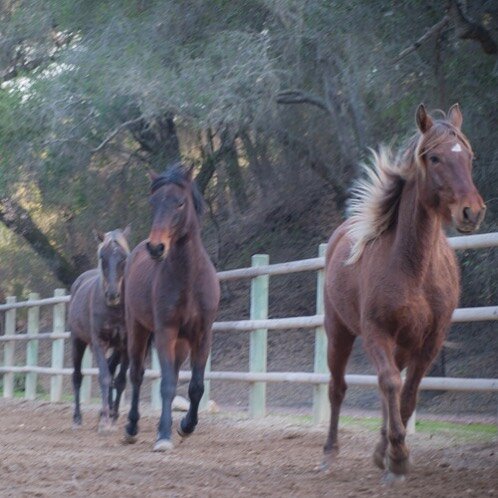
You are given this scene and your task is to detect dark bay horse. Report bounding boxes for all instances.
[322,104,485,481]
[123,164,220,451]
[69,227,131,433]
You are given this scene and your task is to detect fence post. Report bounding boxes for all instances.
[313,244,330,425]
[249,254,269,418]
[151,346,161,410]
[199,352,211,412]
[3,296,17,398]
[25,293,40,400]
[81,348,92,404]
[50,289,66,402]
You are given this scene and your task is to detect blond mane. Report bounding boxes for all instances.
[345,118,472,265]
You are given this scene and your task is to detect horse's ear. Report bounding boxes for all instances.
[416,104,433,133]
[185,163,195,182]
[122,224,131,240]
[447,103,463,130]
[148,170,160,182]
[93,229,105,242]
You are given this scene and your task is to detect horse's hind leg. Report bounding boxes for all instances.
[93,340,114,434]
[400,330,445,427]
[124,321,150,444]
[71,337,86,427]
[107,348,120,413]
[111,348,128,422]
[179,334,209,437]
[322,313,355,471]
[364,332,409,479]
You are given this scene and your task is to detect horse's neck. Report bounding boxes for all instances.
[166,230,202,286]
[393,177,443,281]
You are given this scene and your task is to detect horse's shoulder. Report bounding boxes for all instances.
[126,240,149,270]
[71,269,99,295]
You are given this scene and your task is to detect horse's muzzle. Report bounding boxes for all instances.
[105,292,121,307]
[146,241,167,260]
[455,204,486,234]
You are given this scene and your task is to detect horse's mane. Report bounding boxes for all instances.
[345,115,472,265]
[150,162,204,217]
[98,229,130,257]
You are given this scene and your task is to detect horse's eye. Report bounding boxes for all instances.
[429,155,440,164]
[177,200,186,209]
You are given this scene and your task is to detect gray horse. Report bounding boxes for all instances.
[69,226,131,433]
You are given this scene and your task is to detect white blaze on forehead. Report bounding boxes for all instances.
[451,143,462,153]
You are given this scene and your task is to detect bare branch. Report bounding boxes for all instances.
[276,90,331,113]
[394,15,450,64]
[92,117,143,153]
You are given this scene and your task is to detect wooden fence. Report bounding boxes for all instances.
[0,232,497,427]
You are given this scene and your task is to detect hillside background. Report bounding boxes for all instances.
[0,1,496,415]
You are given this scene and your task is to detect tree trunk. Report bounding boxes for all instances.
[239,129,273,195]
[129,113,181,169]
[0,199,80,286]
[219,127,249,212]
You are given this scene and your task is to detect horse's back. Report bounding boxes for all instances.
[69,269,100,342]
[324,220,362,334]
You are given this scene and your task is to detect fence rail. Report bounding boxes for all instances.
[1,232,497,426]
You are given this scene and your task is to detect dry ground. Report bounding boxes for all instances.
[0,399,496,497]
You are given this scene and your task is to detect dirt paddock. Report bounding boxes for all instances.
[0,399,496,497]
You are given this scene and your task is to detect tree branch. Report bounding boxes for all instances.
[276,90,331,113]
[92,117,144,153]
[394,15,450,64]
[0,199,79,286]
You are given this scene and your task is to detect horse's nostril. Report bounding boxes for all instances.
[462,207,471,222]
[147,241,165,258]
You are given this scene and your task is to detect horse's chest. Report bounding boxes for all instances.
[99,313,124,344]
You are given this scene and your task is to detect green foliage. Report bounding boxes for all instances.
[0,0,495,300]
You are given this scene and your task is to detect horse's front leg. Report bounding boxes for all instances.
[178,332,211,437]
[154,325,180,451]
[365,331,409,482]
[373,346,410,470]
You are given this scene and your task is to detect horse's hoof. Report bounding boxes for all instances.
[72,422,82,430]
[177,426,191,438]
[382,471,406,486]
[386,454,410,476]
[373,450,386,470]
[98,423,117,435]
[316,449,338,473]
[153,439,174,452]
[177,418,194,438]
[122,433,138,445]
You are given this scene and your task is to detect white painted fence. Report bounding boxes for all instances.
[0,232,497,426]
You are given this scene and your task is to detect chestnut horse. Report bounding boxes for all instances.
[322,104,485,481]
[123,164,220,451]
[69,226,131,432]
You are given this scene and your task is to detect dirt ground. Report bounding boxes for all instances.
[0,399,496,498]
